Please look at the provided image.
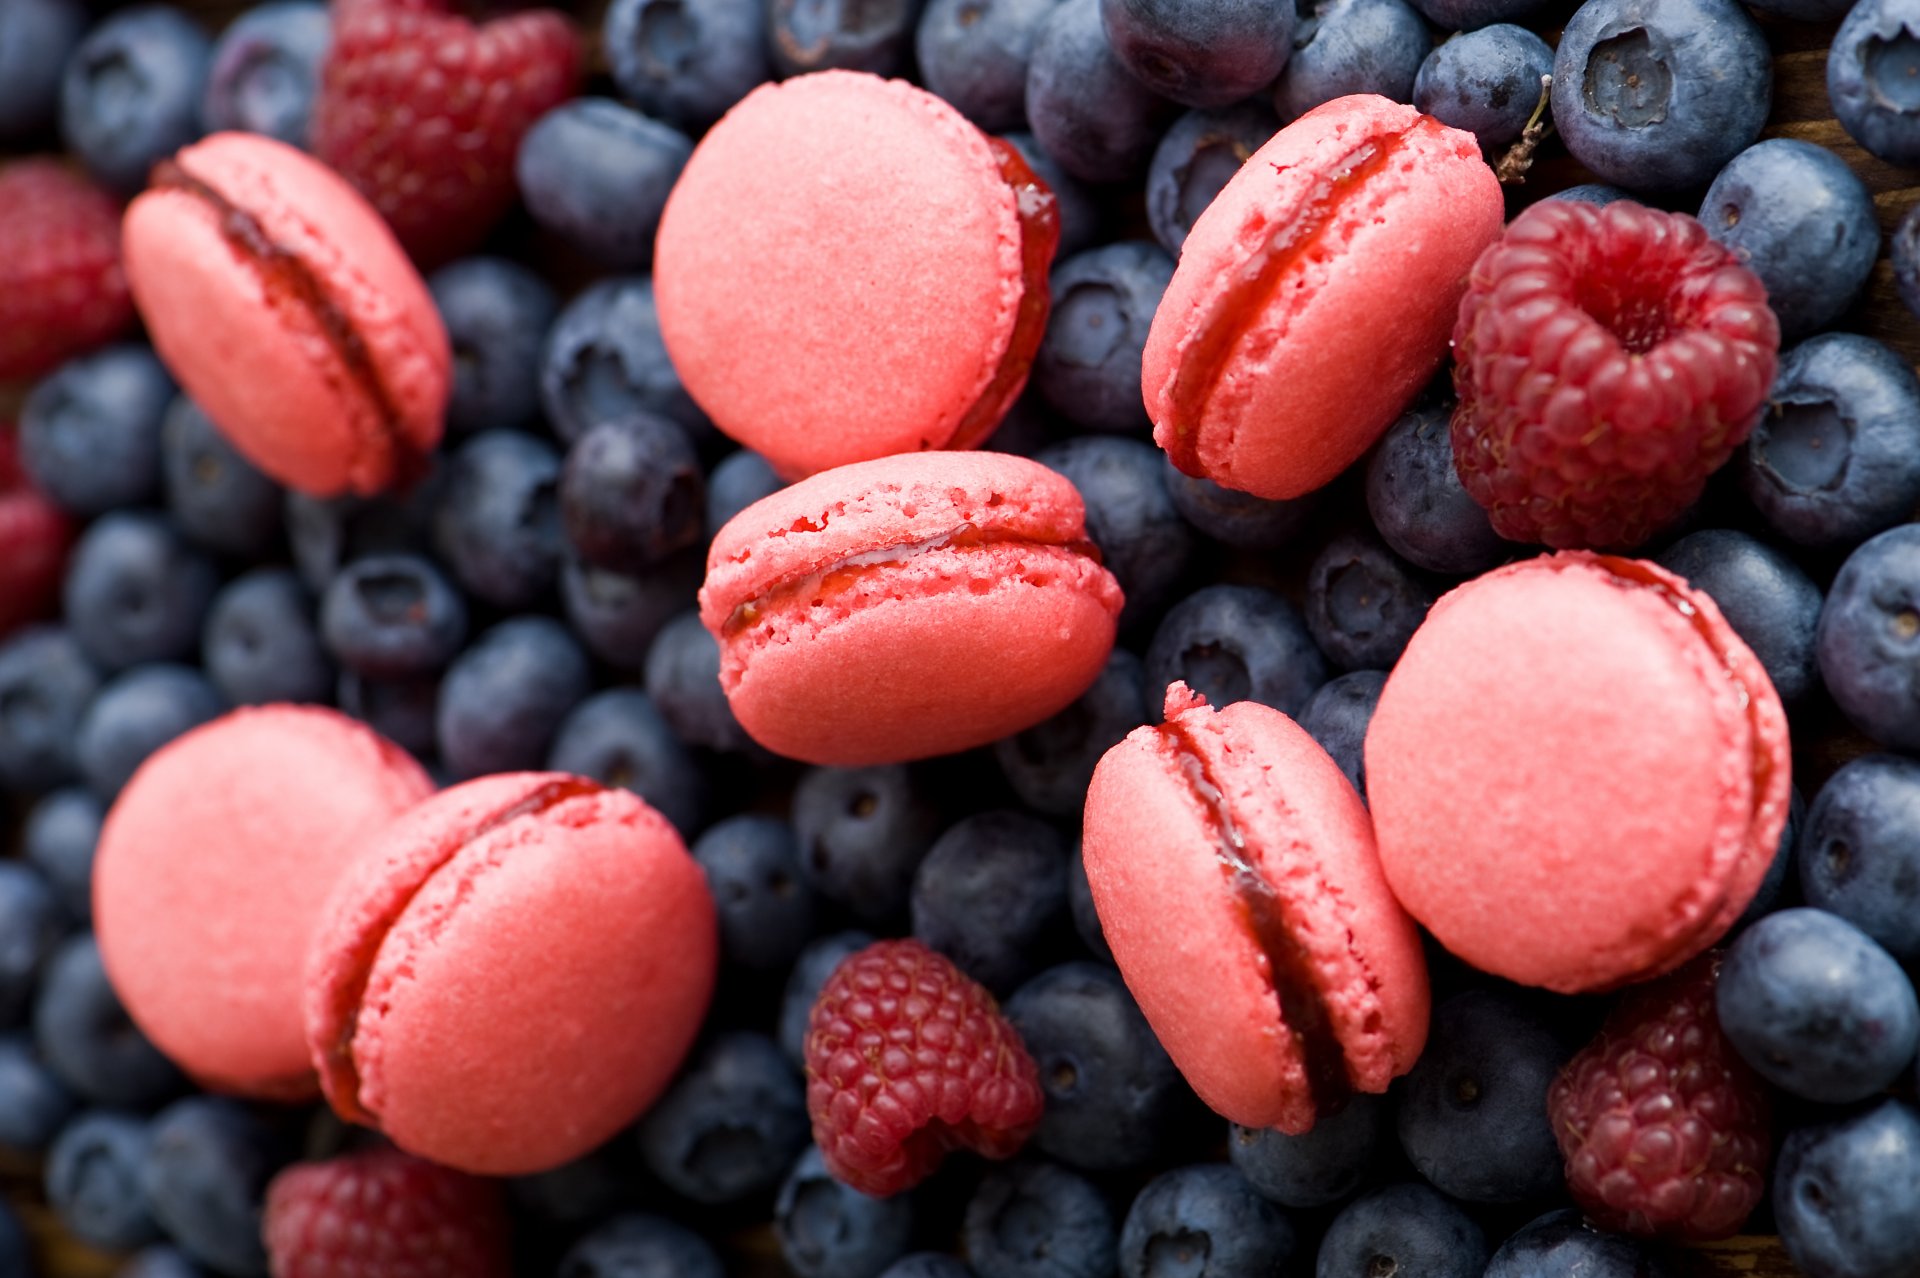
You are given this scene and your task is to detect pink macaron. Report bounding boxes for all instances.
[122,132,450,498]
[304,772,716,1176]
[654,70,1059,480]
[1365,552,1794,994]
[1143,94,1504,500]
[92,705,433,1100]
[1082,683,1429,1135]
[699,450,1123,767]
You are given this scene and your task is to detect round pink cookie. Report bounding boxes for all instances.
[1365,552,1794,993]
[122,132,449,497]
[1082,684,1428,1134]
[304,772,717,1176]
[92,706,432,1099]
[654,70,1059,480]
[1143,94,1504,501]
[698,450,1123,766]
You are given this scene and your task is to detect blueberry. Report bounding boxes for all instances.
[1740,335,1920,549]
[881,1256,976,1278]
[22,788,102,923]
[1297,670,1384,799]
[792,765,941,922]
[33,934,184,1109]
[517,99,692,270]
[911,812,1070,996]
[1547,182,1635,205]
[1145,103,1279,257]
[559,1213,728,1278]
[0,1034,75,1156]
[1413,25,1553,149]
[0,626,99,793]
[59,5,211,194]
[768,0,920,77]
[1065,844,1111,961]
[1230,1093,1383,1209]
[1549,0,1770,192]
[1005,963,1186,1171]
[1817,524,1920,751]
[201,568,332,707]
[0,1202,22,1278]
[1003,131,1105,258]
[436,616,592,780]
[20,344,173,518]
[1395,989,1569,1203]
[643,610,755,755]
[1736,783,1803,933]
[706,450,784,535]
[47,1110,159,1250]
[120,1248,209,1278]
[1404,0,1550,29]
[430,429,563,610]
[1035,242,1174,435]
[1655,528,1823,706]
[0,861,67,1030]
[509,1141,636,1228]
[1775,1099,1920,1278]
[1482,1208,1676,1278]
[1304,533,1433,673]
[1830,0,1920,166]
[1895,202,1920,326]
[964,1160,1117,1278]
[541,277,711,446]
[1165,461,1317,552]
[602,0,768,132]
[995,647,1150,817]
[335,673,438,761]
[1718,907,1920,1104]
[692,816,816,969]
[73,664,223,799]
[63,511,220,674]
[1147,584,1329,718]
[1118,1164,1295,1278]
[562,415,705,573]
[1036,436,1195,629]
[1801,756,1920,963]
[1026,0,1178,184]
[563,552,703,667]
[0,0,86,139]
[319,554,468,679]
[550,689,706,838]
[141,1097,285,1276]
[917,0,1063,132]
[1315,1182,1487,1278]
[1274,0,1431,123]
[1099,0,1295,109]
[779,931,876,1067]
[284,485,440,594]
[161,396,283,560]
[637,1031,808,1206]
[200,0,329,147]
[775,1146,916,1278]
[1364,406,1509,578]
[1741,0,1848,17]
[428,257,559,438]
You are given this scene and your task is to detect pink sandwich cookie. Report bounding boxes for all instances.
[655,70,1059,479]
[304,772,716,1176]
[1143,94,1504,500]
[93,706,433,1099]
[1083,684,1429,1135]
[123,132,450,497]
[1366,552,1793,994]
[700,450,1123,767]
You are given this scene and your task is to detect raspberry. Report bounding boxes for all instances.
[1450,199,1779,549]
[804,938,1044,1197]
[0,423,74,638]
[1548,952,1772,1242]
[263,1145,512,1278]
[0,160,132,383]
[312,0,581,264]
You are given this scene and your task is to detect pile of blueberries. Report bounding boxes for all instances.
[5,0,1920,1274]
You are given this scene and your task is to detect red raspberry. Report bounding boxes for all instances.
[1450,199,1779,549]
[0,424,74,639]
[312,0,581,264]
[1548,952,1772,1242]
[804,938,1044,1197]
[262,1146,512,1278]
[0,160,132,383]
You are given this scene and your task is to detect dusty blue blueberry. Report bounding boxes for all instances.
[284,486,439,594]
[779,931,875,1067]
[201,568,330,707]
[1736,785,1802,933]
[140,1096,285,1276]
[692,815,815,968]
[73,664,222,799]
[33,934,184,1108]
[0,0,86,138]
[22,788,102,922]
[60,5,210,193]
[0,626,99,794]
[1230,1093,1383,1209]
[1655,528,1823,706]
[320,554,467,679]
[559,1213,727,1278]
[1405,0,1549,28]
[996,647,1150,816]
[1274,0,1431,122]
[509,1142,635,1228]
[1036,242,1175,434]
[964,1160,1117,1278]
[1146,103,1279,256]
[912,812,1070,996]
[638,1032,809,1206]
[0,1034,76,1156]
[550,688,705,838]
[47,1110,159,1250]
[1119,1164,1295,1278]
[1830,0,1920,166]
[1305,533,1434,673]
[1166,460,1317,552]
[0,862,66,1030]
[1148,584,1329,718]
[1099,0,1295,108]
[603,0,766,131]
[707,450,783,533]
[541,277,711,445]
[1026,0,1178,184]
[1413,25,1553,148]
[436,616,592,780]
[561,414,705,573]
[1317,1182,1487,1278]
[517,99,692,270]
[1775,1099,1920,1278]
[769,0,920,76]
[200,1,328,147]
[1548,182,1633,205]
[776,1146,916,1278]
[791,765,940,922]
[644,610,755,754]
[1004,131,1105,258]
[63,512,219,674]
[1895,201,1920,324]
[561,551,702,667]
[1298,670,1385,800]
[428,257,558,438]
[1483,1209,1674,1278]
[161,397,281,560]
[1037,436,1194,629]
[21,344,173,517]
[431,430,563,610]
[121,1248,211,1278]
[335,672,437,761]
[1817,524,1920,752]
[1801,755,1920,963]
[1066,844,1110,961]
[917,0,1065,132]
[1365,405,1509,578]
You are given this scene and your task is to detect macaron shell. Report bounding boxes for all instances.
[1365,553,1792,993]
[655,70,1023,478]
[93,705,432,1099]
[1142,95,1503,500]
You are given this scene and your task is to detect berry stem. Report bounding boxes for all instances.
[1496,75,1554,186]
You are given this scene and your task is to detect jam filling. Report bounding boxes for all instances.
[1158,718,1351,1117]
[944,139,1062,453]
[1162,119,1440,477]
[721,520,1101,640]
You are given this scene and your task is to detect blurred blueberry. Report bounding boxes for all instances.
[0,1202,22,1278]
[33,934,185,1109]
[319,554,467,679]
[1735,784,1802,933]
[1145,103,1277,256]
[1026,0,1178,184]
[638,1031,809,1206]
[518,98,691,270]
[120,1248,208,1278]
[1297,670,1383,800]
[881,1257,974,1278]
[1550,0,1770,192]
[1895,201,1920,324]
[792,764,941,922]
[779,931,875,1067]
[912,811,1069,995]
[1037,436,1194,630]
[200,1,328,147]
[776,1146,916,1278]
[1548,182,1634,205]
[428,257,558,438]
[431,430,563,610]
[1405,0,1549,29]
[436,616,592,780]
[284,485,440,594]
[1304,533,1433,673]
[141,1096,285,1276]
[47,1110,159,1250]
[1316,1182,1486,1278]
[0,862,67,1030]
[542,277,710,445]
[1775,1099,1920,1278]
[74,664,222,799]
[1413,25,1552,149]
[768,0,920,76]
[562,552,703,668]
[964,1160,1116,1278]
[1230,1093,1383,1209]
[1483,1208,1674,1278]
[1118,1164,1294,1278]
[1274,0,1430,122]
[996,647,1149,816]
[1099,0,1294,108]
[1656,529,1822,706]
[63,511,219,674]
[1035,242,1174,435]
[201,568,332,707]
[0,0,86,139]
[1831,0,1920,166]
[0,1034,76,1156]
[562,415,705,572]
[1801,756,1920,962]
[603,0,768,132]
[1365,405,1510,578]
[918,0,1064,132]
[1006,962,1186,1171]
[335,673,437,761]
[0,626,99,793]
[693,816,816,969]
[549,688,705,838]
[1004,131,1104,258]
[644,611,754,754]
[559,1213,727,1278]
[706,450,784,534]
[1165,461,1317,552]
[1818,524,1920,752]
[60,5,211,194]
[23,787,102,922]
[509,1140,636,1228]
[161,396,282,560]
[1065,844,1110,961]
[1147,584,1329,718]
[20,343,172,517]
